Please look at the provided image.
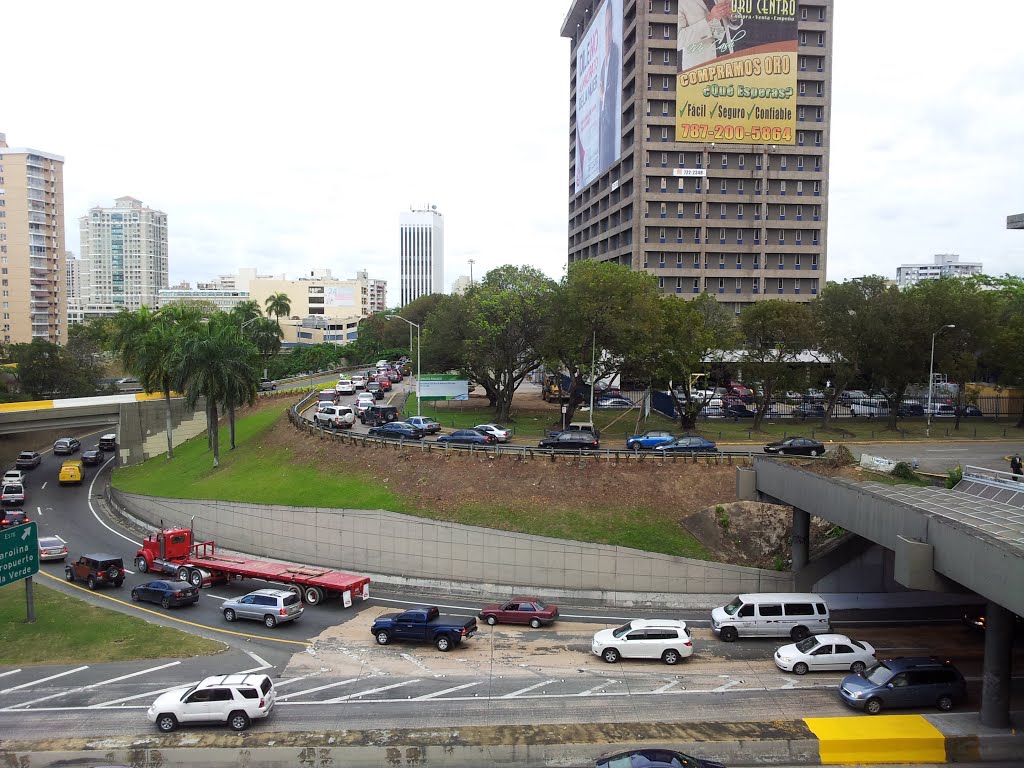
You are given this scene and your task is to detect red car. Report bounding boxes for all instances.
[478,597,559,628]
[375,376,392,391]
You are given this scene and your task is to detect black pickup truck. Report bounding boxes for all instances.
[370,606,478,652]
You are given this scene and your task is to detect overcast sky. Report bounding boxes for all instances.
[3,1,1021,300]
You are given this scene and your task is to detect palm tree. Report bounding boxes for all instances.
[171,317,257,468]
[264,292,291,324]
[231,301,262,325]
[109,306,158,376]
[249,316,283,359]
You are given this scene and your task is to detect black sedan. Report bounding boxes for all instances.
[15,451,42,469]
[1,510,30,528]
[538,431,601,451]
[53,437,81,455]
[131,580,200,608]
[652,436,717,453]
[81,447,104,466]
[368,422,425,440]
[957,405,984,418]
[897,402,925,417]
[436,429,496,446]
[764,437,826,456]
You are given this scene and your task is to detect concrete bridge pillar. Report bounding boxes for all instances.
[792,507,810,572]
[980,602,1014,728]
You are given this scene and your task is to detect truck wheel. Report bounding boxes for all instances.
[65,568,74,582]
[188,569,203,588]
[223,609,236,622]
[720,626,739,642]
[285,585,302,599]
[229,710,251,731]
[790,626,810,641]
[136,556,149,573]
[375,630,391,645]
[436,635,452,652]
[177,566,190,582]
[304,586,323,606]
[87,576,97,590]
[264,615,277,628]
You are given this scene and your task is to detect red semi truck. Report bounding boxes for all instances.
[134,527,370,607]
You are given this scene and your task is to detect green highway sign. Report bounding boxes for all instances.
[0,521,39,587]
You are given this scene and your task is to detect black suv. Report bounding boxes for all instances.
[839,656,966,714]
[360,405,399,426]
[65,553,125,590]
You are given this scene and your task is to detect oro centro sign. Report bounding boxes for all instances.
[0,521,39,588]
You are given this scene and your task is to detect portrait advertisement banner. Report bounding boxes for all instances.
[574,0,623,192]
[675,0,798,145]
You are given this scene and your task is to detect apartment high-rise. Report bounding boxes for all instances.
[561,0,833,311]
[896,254,983,288]
[399,205,444,306]
[0,132,66,344]
[79,196,168,312]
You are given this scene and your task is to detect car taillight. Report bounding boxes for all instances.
[61,547,67,553]
[259,698,265,708]
[280,607,287,616]
[684,640,692,646]
[461,627,467,636]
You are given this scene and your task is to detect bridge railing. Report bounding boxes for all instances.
[962,464,1022,487]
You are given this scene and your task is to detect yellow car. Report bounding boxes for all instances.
[59,460,84,485]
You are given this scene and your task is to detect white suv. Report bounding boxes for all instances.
[147,673,276,732]
[591,619,693,665]
[314,405,355,429]
[335,378,356,395]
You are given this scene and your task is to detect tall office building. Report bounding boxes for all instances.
[79,196,168,312]
[0,133,66,344]
[65,251,81,306]
[562,0,833,311]
[399,205,444,306]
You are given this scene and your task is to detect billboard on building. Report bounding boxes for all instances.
[419,375,469,402]
[324,287,355,308]
[675,0,798,145]
[574,0,623,193]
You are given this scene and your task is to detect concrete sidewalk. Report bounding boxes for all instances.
[3,713,1020,767]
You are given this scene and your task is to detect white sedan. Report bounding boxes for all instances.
[355,393,375,414]
[472,424,511,442]
[774,633,876,675]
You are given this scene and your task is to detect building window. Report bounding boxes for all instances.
[721,203,727,217]
[720,179,727,193]
[721,153,728,168]
[663,50,671,64]
[780,156,787,170]
[737,179,744,193]
[737,203,743,218]
[797,155,804,170]
[658,277,665,288]
[801,7,807,19]
[816,82,824,96]
[799,31,806,45]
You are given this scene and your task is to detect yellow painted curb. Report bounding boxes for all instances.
[0,400,54,413]
[805,715,945,764]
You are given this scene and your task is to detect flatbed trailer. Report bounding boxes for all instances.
[134,527,370,607]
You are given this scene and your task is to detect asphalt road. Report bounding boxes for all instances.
[2,398,1022,741]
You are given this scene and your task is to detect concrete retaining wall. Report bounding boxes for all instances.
[112,490,793,596]
[118,397,208,466]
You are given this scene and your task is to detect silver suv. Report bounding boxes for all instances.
[147,673,276,732]
[221,589,303,628]
[313,404,355,429]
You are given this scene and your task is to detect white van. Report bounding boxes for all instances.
[711,593,830,642]
[849,398,889,418]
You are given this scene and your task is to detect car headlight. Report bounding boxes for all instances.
[849,690,864,698]
[778,655,792,663]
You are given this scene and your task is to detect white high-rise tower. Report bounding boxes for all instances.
[399,205,444,306]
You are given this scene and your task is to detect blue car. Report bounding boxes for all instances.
[625,430,675,451]
[131,580,200,608]
[652,436,717,454]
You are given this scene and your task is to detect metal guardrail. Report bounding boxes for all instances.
[962,465,1022,486]
[286,403,753,465]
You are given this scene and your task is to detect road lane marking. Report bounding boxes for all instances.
[500,680,556,698]
[325,679,419,702]
[2,661,180,709]
[37,569,311,647]
[652,680,681,694]
[245,651,272,669]
[413,682,481,700]
[577,679,620,696]
[0,669,22,679]
[85,456,138,546]
[277,678,361,700]
[0,666,89,694]
[90,682,196,708]
[35,507,42,517]
[273,675,314,687]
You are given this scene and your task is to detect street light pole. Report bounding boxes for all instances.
[927,323,955,435]
[387,315,421,414]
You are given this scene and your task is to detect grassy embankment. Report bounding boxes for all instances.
[113,405,711,560]
[0,582,223,665]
